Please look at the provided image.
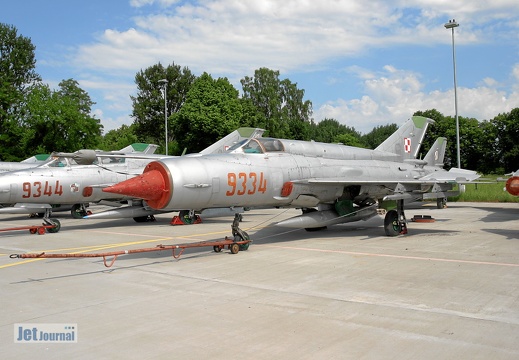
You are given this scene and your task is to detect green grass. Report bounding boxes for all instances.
[449,175,519,203]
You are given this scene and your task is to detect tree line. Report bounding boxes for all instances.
[1,23,518,174]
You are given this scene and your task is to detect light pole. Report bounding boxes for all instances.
[444,19,460,169]
[158,79,168,155]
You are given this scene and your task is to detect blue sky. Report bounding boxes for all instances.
[2,0,519,134]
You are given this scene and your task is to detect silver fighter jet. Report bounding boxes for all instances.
[102,116,479,236]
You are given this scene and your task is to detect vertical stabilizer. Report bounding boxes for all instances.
[423,137,447,167]
[375,116,434,160]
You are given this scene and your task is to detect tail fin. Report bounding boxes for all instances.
[200,127,265,155]
[423,137,447,168]
[375,116,434,161]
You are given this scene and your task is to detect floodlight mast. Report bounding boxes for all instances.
[444,19,460,169]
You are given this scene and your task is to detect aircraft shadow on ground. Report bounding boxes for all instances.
[4,207,468,279]
[97,221,453,262]
[482,228,519,240]
[440,203,519,223]
[0,211,271,233]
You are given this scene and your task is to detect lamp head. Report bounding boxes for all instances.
[444,19,459,29]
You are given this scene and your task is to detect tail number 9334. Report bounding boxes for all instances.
[226,172,267,196]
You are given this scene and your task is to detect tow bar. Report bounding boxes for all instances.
[10,215,250,267]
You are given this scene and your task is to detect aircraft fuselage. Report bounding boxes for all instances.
[104,149,436,212]
[0,159,151,205]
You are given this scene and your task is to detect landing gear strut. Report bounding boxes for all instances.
[231,213,250,251]
[384,199,407,236]
[437,197,447,209]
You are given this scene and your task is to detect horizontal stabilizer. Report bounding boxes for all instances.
[420,167,480,182]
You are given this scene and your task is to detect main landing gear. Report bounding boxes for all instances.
[171,210,202,225]
[71,204,92,219]
[383,199,408,237]
[231,213,250,251]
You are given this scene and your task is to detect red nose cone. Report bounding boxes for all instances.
[103,162,171,209]
[506,176,519,196]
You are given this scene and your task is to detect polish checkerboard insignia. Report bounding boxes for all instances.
[404,137,411,153]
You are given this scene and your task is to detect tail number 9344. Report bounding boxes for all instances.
[226,172,267,196]
[22,181,64,198]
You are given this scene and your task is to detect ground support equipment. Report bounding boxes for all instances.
[0,218,60,235]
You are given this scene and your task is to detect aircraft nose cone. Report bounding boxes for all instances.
[506,176,519,196]
[103,161,171,209]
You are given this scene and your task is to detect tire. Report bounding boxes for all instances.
[71,204,86,219]
[384,210,401,237]
[47,219,61,233]
[178,210,196,224]
[437,198,447,209]
[230,243,240,254]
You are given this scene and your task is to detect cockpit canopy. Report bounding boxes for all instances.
[228,138,285,154]
[43,155,126,168]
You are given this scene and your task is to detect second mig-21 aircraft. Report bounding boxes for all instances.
[102,116,480,236]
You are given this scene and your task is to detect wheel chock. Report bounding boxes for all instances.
[411,215,435,223]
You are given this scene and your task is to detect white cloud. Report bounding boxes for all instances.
[63,0,519,132]
[72,1,519,82]
[314,65,519,133]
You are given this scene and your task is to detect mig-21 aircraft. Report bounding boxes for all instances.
[0,143,159,219]
[0,128,264,221]
[102,116,479,236]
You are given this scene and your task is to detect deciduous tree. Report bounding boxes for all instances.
[171,73,242,153]
[240,68,312,139]
[131,62,195,152]
[21,80,102,155]
[0,23,41,160]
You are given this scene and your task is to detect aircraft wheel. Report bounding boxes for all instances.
[230,243,240,254]
[213,245,223,253]
[384,210,401,237]
[178,210,197,224]
[234,235,250,251]
[47,219,61,233]
[437,197,447,209]
[71,204,86,219]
